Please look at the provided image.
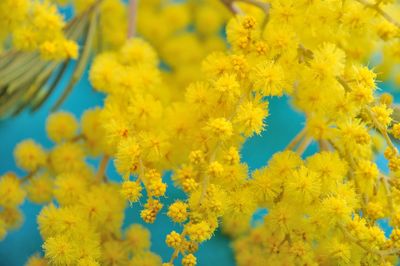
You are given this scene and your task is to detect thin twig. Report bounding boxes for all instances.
[96,155,110,182]
[296,136,312,155]
[339,224,400,256]
[365,107,397,152]
[355,0,400,29]
[127,0,138,38]
[220,0,243,14]
[168,231,187,264]
[285,127,307,150]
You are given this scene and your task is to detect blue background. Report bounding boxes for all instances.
[0,4,396,266]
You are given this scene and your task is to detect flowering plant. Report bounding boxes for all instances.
[3,0,400,265]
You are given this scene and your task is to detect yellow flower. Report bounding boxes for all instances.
[235,99,269,136]
[286,166,321,203]
[182,254,197,266]
[0,173,26,207]
[119,38,158,67]
[46,111,79,143]
[186,221,212,243]
[50,142,85,174]
[371,104,393,128]
[213,73,240,102]
[204,118,233,141]
[43,235,78,265]
[167,201,188,223]
[120,181,142,203]
[54,173,88,206]
[321,196,352,224]
[26,253,48,266]
[165,231,182,249]
[25,174,53,204]
[252,61,285,97]
[14,139,47,172]
[114,137,141,178]
[125,224,151,252]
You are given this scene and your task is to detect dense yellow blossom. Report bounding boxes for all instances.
[14,139,47,172]
[4,0,400,265]
[46,111,79,143]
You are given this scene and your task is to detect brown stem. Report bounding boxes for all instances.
[96,155,109,182]
[285,127,307,150]
[296,136,312,155]
[220,0,243,14]
[355,0,400,29]
[318,140,330,151]
[19,170,37,184]
[127,0,138,38]
[168,231,187,264]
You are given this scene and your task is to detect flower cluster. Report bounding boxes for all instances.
[0,0,78,60]
[3,0,400,265]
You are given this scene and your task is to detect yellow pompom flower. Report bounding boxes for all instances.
[328,239,351,264]
[182,253,197,266]
[81,108,109,156]
[25,174,53,204]
[128,94,163,128]
[392,123,400,139]
[140,209,156,224]
[46,111,79,143]
[310,43,345,79]
[62,39,79,59]
[148,180,167,197]
[207,161,224,178]
[252,61,285,97]
[223,147,240,165]
[204,118,233,141]
[14,139,47,172]
[101,240,129,265]
[119,38,158,67]
[54,173,88,206]
[213,73,240,102]
[50,142,85,174]
[89,52,121,93]
[120,181,142,203]
[0,173,26,207]
[235,99,269,136]
[286,166,321,203]
[114,137,141,178]
[130,251,162,266]
[167,201,188,223]
[165,231,182,249]
[0,207,24,230]
[125,224,151,252]
[25,253,47,266]
[321,196,352,224]
[43,235,78,265]
[371,104,393,128]
[186,221,212,243]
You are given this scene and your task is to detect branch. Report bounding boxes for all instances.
[127,0,138,38]
[96,155,110,182]
[285,127,307,150]
[355,0,400,29]
[220,0,243,14]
